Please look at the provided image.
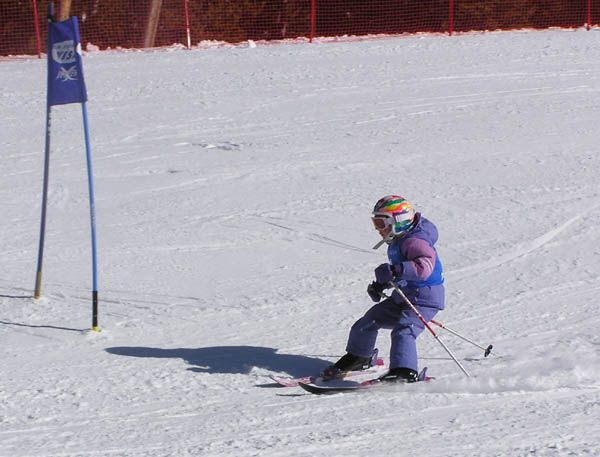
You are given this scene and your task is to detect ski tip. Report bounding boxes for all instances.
[298,382,339,395]
[298,379,374,395]
[269,375,314,387]
[417,367,436,383]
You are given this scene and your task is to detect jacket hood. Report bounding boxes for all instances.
[405,212,438,245]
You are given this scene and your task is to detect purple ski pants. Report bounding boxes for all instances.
[345,293,439,372]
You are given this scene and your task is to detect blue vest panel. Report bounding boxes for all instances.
[388,243,444,288]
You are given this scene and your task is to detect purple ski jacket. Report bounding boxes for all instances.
[387,213,445,310]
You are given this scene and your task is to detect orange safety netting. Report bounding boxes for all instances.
[1,0,598,57]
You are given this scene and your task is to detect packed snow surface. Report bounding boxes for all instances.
[1,29,600,456]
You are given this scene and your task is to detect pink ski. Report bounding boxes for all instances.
[269,375,315,387]
[270,358,387,387]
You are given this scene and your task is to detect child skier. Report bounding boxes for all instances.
[324,195,445,382]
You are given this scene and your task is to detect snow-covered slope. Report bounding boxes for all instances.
[1,29,599,456]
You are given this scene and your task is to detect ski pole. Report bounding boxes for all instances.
[388,282,470,377]
[429,319,497,357]
[377,290,497,358]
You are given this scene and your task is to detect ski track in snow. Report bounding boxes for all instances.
[448,209,589,280]
[2,29,600,456]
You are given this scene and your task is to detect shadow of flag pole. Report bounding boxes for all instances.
[34,3,100,332]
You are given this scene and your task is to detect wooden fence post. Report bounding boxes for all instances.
[58,0,72,21]
[144,0,163,48]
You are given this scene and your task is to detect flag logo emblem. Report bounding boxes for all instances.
[56,66,78,82]
[51,40,77,64]
[47,18,87,106]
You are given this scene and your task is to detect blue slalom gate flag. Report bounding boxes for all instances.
[47,16,87,106]
[36,11,100,331]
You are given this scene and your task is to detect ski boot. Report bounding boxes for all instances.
[379,367,419,383]
[322,349,379,379]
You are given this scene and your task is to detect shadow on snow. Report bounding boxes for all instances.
[105,345,332,377]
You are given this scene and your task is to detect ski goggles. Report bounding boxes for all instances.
[371,215,393,230]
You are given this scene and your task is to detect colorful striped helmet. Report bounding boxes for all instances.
[372,195,415,240]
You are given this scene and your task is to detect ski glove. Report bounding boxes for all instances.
[367,281,386,302]
[374,263,401,284]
